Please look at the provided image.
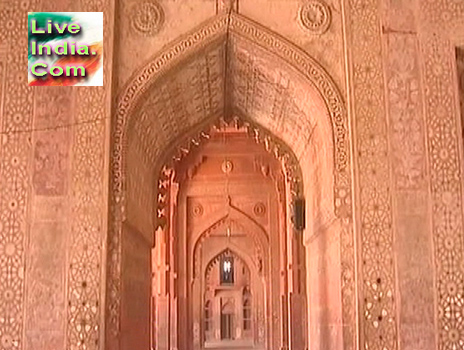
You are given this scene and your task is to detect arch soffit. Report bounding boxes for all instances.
[114,12,351,219]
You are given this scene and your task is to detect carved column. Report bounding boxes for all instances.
[151,252,157,349]
[192,258,202,350]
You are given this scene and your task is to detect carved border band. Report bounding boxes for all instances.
[0,0,35,349]
[66,1,112,350]
[346,0,399,349]
[423,36,464,350]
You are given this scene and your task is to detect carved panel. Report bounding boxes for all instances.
[347,0,398,349]
[422,36,464,350]
[33,88,73,196]
[66,1,112,350]
[385,35,426,190]
[382,3,435,350]
[0,2,34,350]
[25,223,66,349]
[421,0,464,31]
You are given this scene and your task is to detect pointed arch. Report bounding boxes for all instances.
[204,248,254,281]
[107,10,355,350]
[112,12,351,222]
[191,207,269,281]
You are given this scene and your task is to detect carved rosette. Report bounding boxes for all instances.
[253,202,266,217]
[131,0,165,36]
[192,203,204,217]
[221,160,234,174]
[299,0,331,35]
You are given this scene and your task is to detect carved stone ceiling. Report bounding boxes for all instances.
[128,41,226,162]
[129,34,330,164]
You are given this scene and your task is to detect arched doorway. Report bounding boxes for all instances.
[204,250,256,346]
[108,11,355,350]
[151,123,308,350]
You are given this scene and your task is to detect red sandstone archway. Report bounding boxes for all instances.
[151,124,307,350]
[107,11,355,350]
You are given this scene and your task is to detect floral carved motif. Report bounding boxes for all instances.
[33,88,73,196]
[385,35,426,189]
[130,0,165,36]
[299,0,331,35]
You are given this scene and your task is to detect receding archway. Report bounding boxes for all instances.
[107,11,355,350]
[152,122,307,350]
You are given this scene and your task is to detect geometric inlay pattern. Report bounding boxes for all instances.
[0,5,34,349]
[423,37,464,350]
[65,1,111,349]
[347,0,398,349]
[0,0,34,347]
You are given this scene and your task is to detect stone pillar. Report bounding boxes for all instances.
[155,227,169,350]
[192,279,202,349]
[157,297,170,350]
[236,292,242,339]
[170,183,179,350]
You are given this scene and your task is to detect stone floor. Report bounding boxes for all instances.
[204,339,261,350]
